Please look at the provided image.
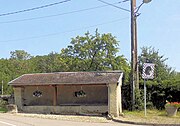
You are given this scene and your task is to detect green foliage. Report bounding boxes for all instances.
[31,52,68,73]
[60,30,130,83]
[0,107,7,113]
[139,46,172,82]
[10,50,31,60]
[0,99,7,107]
[138,47,180,109]
[61,30,129,71]
[0,100,8,113]
[134,88,144,110]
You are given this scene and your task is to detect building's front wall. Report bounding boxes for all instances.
[57,85,108,105]
[24,86,54,106]
[22,85,107,106]
[13,82,122,117]
[14,84,109,115]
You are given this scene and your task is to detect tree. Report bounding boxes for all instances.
[10,50,31,60]
[139,46,173,82]
[60,30,129,72]
[0,59,14,94]
[137,46,180,109]
[32,52,68,73]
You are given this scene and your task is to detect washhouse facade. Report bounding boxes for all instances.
[9,71,123,117]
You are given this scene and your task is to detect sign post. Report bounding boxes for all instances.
[142,63,155,116]
[144,78,147,116]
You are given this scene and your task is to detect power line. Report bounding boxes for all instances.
[0,17,129,43]
[0,2,123,24]
[97,0,130,12]
[119,0,130,3]
[0,0,71,17]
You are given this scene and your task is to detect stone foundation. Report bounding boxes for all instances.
[22,105,108,115]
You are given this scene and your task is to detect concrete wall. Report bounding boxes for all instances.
[21,84,108,115]
[13,82,122,117]
[23,86,54,106]
[22,105,108,115]
[108,82,122,117]
[57,85,108,105]
[20,85,108,106]
[117,79,122,114]
[14,87,24,110]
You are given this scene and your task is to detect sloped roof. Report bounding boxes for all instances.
[9,71,123,86]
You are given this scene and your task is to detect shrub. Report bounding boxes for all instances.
[0,99,8,113]
[0,99,8,107]
[134,89,144,110]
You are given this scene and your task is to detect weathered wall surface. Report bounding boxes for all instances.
[22,85,108,106]
[22,105,108,115]
[108,83,118,117]
[13,84,119,116]
[108,82,122,117]
[57,85,108,105]
[14,87,24,110]
[23,86,54,106]
[117,80,122,114]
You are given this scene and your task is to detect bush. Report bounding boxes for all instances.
[0,99,8,113]
[139,80,180,110]
[0,107,7,113]
[134,89,144,110]
[146,102,154,109]
[0,99,8,107]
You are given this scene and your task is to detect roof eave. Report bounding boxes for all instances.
[9,81,119,86]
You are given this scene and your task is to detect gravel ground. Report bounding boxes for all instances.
[13,113,112,123]
[11,111,180,125]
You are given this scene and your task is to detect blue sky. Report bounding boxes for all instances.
[0,0,179,71]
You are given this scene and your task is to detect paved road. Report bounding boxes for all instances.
[0,113,143,126]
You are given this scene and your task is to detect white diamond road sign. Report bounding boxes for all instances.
[142,63,155,79]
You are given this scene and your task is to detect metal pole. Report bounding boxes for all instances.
[144,79,147,116]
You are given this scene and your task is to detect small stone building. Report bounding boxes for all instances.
[9,71,123,117]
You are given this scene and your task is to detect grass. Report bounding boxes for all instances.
[0,106,7,113]
[120,109,180,124]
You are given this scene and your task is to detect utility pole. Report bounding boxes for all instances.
[130,0,152,110]
[130,0,139,110]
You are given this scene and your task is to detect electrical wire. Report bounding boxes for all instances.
[97,0,130,12]
[119,0,130,3]
[0,17,129,43]
[0,0,71,17]
[0,0,130,43]
[0,2,124,24]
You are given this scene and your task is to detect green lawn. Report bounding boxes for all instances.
[120,109,180,124]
